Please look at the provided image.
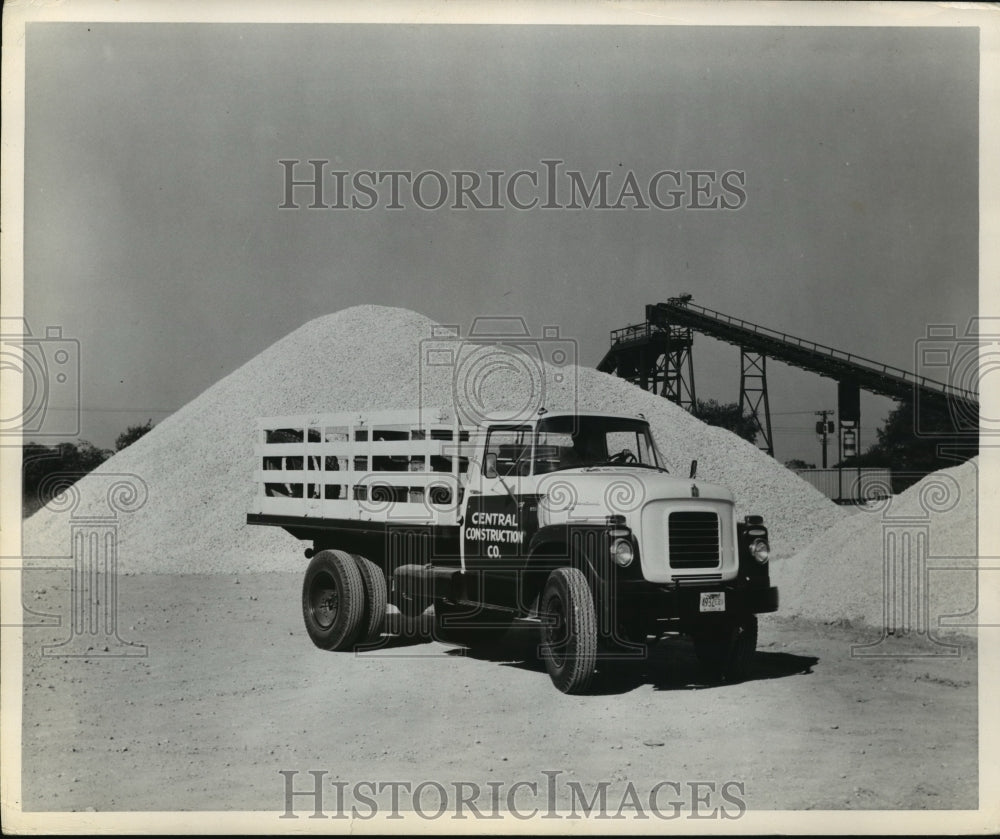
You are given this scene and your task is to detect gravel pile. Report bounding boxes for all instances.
[24,305,848,574]
[771,458,979,629]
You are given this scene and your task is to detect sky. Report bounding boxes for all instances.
[20,21,980,464]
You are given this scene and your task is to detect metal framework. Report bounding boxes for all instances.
[597,322,696,410]
[739,350,774,457]
[644,299,978,422]
[597,297,980,460]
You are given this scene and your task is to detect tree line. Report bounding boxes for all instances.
[22,420,154,517]
[694,398,974,493]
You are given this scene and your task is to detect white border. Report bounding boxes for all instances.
[2,1,998,834]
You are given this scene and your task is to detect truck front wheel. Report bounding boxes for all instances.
[539,567,598,694]
[693,614,758,682]
[302,550,366,651]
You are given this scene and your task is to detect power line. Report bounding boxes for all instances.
[772,427,829,433]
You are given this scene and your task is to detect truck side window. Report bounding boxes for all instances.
[535,430,573,474]
[484,426,531,477]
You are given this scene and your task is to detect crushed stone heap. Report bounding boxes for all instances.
[24,305,849,574]
[771,458,979,630]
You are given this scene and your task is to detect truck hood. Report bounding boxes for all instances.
[534,467,734,523]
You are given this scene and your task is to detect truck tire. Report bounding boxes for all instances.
[434,601,510,649]
[539,567,598,694]
[693,614,758,682]
[302,550,366,651]
[353,554,387,644]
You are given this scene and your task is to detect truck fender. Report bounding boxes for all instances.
[522,524,611,610]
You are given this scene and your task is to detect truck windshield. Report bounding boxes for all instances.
[533,416,665,474]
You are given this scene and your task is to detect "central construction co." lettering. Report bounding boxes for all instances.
[464,527,524,544]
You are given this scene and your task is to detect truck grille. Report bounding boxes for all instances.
[668,511,720,569]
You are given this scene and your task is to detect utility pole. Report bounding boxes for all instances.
[815,410,835,469]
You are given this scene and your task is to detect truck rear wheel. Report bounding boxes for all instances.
[539,567,598,694]
[693,614,758,682]
[353,554,387,644]
[302,550,365,651]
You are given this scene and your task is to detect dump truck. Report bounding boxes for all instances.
[247,407,778,693]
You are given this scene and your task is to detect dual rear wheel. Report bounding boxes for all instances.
[302,550,386,651]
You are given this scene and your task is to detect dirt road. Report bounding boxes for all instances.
[19,570,977,817]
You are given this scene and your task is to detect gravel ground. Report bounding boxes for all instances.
[18,570,978,815]
[22,305,847,575]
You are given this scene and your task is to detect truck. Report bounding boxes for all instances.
[246,407,778,694]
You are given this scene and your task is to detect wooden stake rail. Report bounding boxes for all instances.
[250,409,474,525]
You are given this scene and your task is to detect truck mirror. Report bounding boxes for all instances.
[689,459,698,479]
[484,452,498,479]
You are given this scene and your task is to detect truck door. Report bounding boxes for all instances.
[461,424,533,606]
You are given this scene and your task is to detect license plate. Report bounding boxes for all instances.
[699,591,726,613]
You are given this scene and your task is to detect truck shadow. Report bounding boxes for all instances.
[444,630,818,695]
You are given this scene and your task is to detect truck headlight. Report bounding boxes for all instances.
[750,539,770,564]
[612,538,634,567]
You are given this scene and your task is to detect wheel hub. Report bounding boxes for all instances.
[311,575,339,629]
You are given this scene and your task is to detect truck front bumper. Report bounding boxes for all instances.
[617,581,779,619]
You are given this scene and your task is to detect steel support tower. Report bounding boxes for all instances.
[739,350,774,456]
